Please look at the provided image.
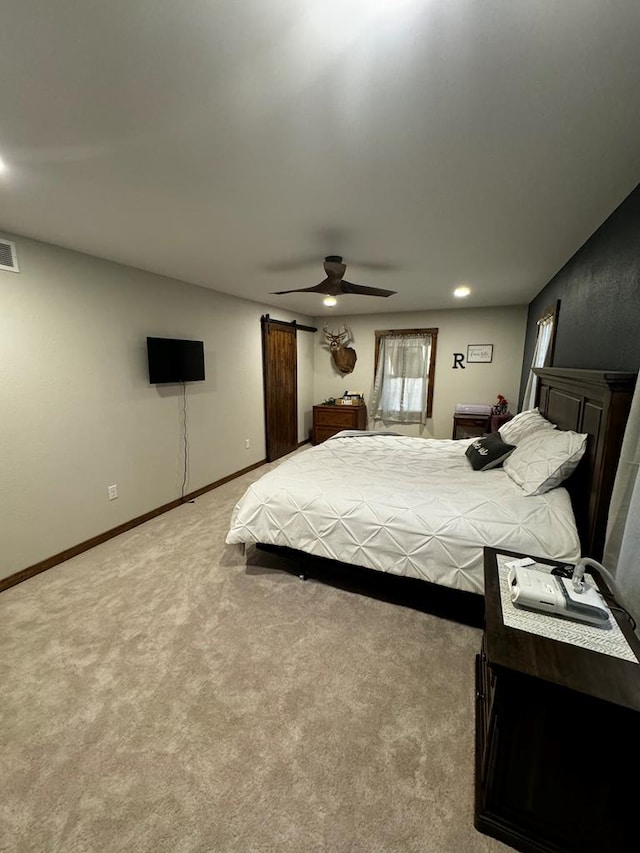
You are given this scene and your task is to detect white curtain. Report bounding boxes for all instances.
[603,377,640,628]
[370,334,432,425]
[521,316,554,411]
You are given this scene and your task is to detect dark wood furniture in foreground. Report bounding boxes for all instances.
[312,403,367,445]
[476,547,640,853]
[534,367,636,560]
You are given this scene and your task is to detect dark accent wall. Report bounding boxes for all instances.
[519,183,640,403]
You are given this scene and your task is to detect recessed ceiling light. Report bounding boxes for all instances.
[0,156,7,175]
[454,286,471,298]
[323,295,337,307]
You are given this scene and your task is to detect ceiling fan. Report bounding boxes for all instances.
[270,256,397,299]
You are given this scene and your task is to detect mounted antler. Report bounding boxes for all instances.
[322,324,357,375]
[322,323,352,349]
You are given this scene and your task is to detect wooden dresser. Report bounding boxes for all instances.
[312,404,367,445]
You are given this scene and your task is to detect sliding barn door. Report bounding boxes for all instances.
[262,317,298,462]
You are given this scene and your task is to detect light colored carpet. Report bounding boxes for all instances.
[0,454,511,853]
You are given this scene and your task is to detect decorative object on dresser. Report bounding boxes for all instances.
[476,547,640,853]
[336,392,363,406]
[312,402,367,445]
[491,394,509,415]
[489,395,510,432]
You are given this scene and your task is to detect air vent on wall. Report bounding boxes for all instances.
[0,238,19,273]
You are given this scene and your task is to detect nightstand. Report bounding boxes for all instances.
[452,413,490,439]
[475,547,640,852]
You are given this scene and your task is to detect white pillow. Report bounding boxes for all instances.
[498,407,556,445]
[503,429,588,496]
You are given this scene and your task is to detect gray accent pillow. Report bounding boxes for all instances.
[465,434,517,471]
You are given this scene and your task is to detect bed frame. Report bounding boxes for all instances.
[534,367,636,560]
[255,368,636,620]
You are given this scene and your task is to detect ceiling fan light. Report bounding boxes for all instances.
[323,295,337,307]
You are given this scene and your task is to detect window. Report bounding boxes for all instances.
[370,328,438,425]
[522,301,560,411]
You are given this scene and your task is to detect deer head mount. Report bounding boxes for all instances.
[322,323,357,375]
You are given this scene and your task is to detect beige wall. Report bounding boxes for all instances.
[0,234,528,581]
[0,234,314,581]
[313,306,528,439]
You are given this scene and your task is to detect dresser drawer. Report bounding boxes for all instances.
[313,425,345,444]
[315,407,360,428]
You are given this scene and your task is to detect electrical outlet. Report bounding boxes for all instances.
[245,438,251,449]
[108,484,118,500]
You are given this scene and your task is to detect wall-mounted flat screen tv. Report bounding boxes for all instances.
[146,337,205,384]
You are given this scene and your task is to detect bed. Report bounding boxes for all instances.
[226,368,636,599]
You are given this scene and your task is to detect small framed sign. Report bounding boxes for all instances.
[467,344,493,363]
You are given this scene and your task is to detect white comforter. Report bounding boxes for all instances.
[226,433,581,594]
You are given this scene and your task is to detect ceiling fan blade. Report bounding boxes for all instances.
[271,278,332,295]
[339,280,397,297]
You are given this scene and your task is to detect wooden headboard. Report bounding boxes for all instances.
[534,367,637,560]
